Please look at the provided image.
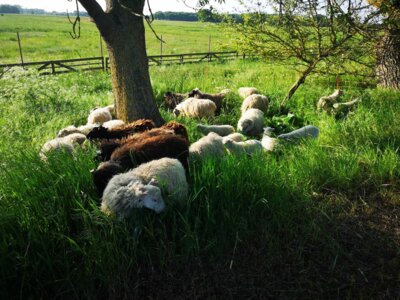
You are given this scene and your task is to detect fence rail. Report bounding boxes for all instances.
[0,51,244,77]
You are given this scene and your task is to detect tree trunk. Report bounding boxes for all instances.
[79,0,164,126]
[376,14,400,90]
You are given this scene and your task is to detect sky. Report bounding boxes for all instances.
[0,0,241,13]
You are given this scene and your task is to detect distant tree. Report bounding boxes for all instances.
[224,0,381,108]
[197,6,219,22]
[0,5,21,14]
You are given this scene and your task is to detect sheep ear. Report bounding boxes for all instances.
[90,169,95,174]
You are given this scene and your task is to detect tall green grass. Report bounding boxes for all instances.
[0,60,399,298]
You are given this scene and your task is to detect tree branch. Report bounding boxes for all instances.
[78,0,113,38]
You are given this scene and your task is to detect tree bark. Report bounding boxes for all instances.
[79,0,164,125]
[376,24,400,90]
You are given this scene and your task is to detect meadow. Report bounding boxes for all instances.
[0,59,399,298]
[0,14,399,300]
[0,14,227,64]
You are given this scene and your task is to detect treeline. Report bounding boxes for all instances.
[154,11,243,23]
[0,4,88,16]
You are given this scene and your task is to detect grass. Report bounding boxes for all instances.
[0,14,227,64]
[0,59,399,298]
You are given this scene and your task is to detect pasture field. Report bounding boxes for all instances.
[0,14,226,64]
[0,59,399,298]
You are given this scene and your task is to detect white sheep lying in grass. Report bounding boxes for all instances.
[238,87,259,99]
[101,176,165,220]
[87,106,113,125]
[40,133,87,160]
[277,125,319,142]
[241,94,269,114]
[101,158,188,219]
[223,139,263,156]
[173,98,217,118]
[102,119,125,129]
[261,127,278,152]
[196,124,235,136]
[317,89,343,112]
[57,124,98,137]
[130,158,188,204]
[189,132,226,160]
[237,108,264,136]
[222,132,245,143]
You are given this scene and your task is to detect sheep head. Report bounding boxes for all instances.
[87,126,108,140]
[129,181,165,213]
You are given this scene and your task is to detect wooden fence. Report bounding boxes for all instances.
[0,51,243,77]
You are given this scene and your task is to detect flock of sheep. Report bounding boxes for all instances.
[39,86,328,220]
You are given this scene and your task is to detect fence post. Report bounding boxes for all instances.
[160,35,163,64]
[51,62,55,74]
[17,32,24,66]
[208,35,211,62]
[99,33,105,71]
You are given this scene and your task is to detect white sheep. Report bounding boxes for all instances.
[173,98,217,118]
[87,107,113,125]
[40,133,87,160]
[238,87,259,99]
[101,177,165,220]
[222,132,246,143]
[57,124,99,137]
[261,127,278,152]
[61,133,87,145]
[40,139,74,160]
[196,124,235,136]
[189,132,226,160]
[237,108,264,136]
[241,94,269,114]
[223,139,263,156]
[317,89,343,112]
[102,119,125,129]
[130,158,188,204]
[277,125,319,142]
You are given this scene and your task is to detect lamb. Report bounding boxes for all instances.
[196,124,235,137]
[86,119,156,140]
[238,87,259,99]
[277,125,319,142]
[101,176,165,219]
[237,108,264,136]
[87,107,113,125]
[221,132,246,143]
[57,124,98,138]
[130,158,188,204]
[241,94,269,114]
[40,139,75,160]
[102,119,125,129]
[189,132,226,160]
[223,139,263,156]
[92,134,189,193]
[261,127,278,152]
[163,91,189,109]
[332,98,359,114]
[317,89,343,112]
[188,88,228,112]
[173,98,217,118]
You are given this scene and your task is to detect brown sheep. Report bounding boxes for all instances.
[92,134,190,193]
[163,91,188,109]
[188,88,227,113]
[97,121,189,161]
[87,119,156,140]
